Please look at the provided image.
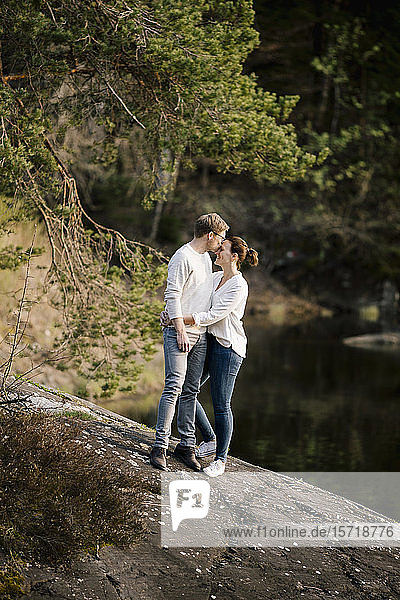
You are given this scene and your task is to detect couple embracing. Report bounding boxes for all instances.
[149,213,258,477]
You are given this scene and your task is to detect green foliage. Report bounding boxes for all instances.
[45,222,166,397]
[297,19,400,275]
[248,2,400,285]
[1,0,319,190]
[0,87,58,198]
[0,245,43,270]
[0,0,321,394]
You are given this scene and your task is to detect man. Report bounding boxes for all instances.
[149,213,229,471]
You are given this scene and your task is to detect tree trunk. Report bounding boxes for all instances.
[149,148,180,242]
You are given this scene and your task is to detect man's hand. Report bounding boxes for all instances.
[176,329,190,352]
[171,317,190,352]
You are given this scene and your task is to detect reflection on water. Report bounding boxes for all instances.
[228,316,400,471]
[358,304,380,322]
[103,315,400,472]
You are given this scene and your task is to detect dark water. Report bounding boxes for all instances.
[228,316,400,472]
[112,316,400,472]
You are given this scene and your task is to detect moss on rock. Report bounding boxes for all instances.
[0,567,25,599]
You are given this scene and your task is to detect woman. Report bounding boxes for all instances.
[182,236,258,477]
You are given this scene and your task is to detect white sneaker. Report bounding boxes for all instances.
[195,439,217,458]
[203,459,226,477]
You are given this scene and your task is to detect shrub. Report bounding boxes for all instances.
[0,566,24,599]
[0,411,148,564]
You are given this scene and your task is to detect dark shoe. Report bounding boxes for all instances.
[173,443,201,471]
[149,446,167,471]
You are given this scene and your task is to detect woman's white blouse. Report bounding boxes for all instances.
[192,271,248,358]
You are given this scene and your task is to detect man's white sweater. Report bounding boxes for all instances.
[164,242,213,334]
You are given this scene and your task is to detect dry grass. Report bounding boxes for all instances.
[0,411,149,564]
[0,220,65,382]
[0,221,94,395]
[0,565,25,599]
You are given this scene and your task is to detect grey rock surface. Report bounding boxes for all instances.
[1,380,399,599]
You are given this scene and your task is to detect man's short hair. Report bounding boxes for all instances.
[194,213,229,238]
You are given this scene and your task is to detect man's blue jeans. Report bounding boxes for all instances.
[195,334,243,461]
[154,327,207,449]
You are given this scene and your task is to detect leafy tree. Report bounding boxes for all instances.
[0,0,321,394]
[1,0,322,201]
[249,1,400,291]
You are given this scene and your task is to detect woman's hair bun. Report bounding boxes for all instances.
[227,236,259,268]
[246,247,259,267]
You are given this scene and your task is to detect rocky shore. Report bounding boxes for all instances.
[1,381,399,600]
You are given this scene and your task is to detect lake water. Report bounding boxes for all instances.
[230,315,400,472]
[104,315,400,472]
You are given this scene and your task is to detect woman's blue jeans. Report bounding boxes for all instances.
[195,334,243,462]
